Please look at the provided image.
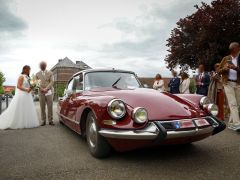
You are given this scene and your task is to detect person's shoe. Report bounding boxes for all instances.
[41,122,46,126]
[228,123,234,130]
[49,122,55,126]
[229,124,240,131]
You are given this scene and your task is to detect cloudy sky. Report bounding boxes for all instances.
[0,0,211,85]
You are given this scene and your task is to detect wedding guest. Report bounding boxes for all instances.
[168,70,180,94]
[180,72,190,94]
[36,61,54,126]
[218,42,240,131]
[153,74,165,92]
[196,64,210,96]
[208,63,224,120]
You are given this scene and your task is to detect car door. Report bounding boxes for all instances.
[60,74,84,130]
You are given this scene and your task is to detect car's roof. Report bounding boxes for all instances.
[72,68,136,77]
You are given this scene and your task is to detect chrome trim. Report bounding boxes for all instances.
[166,126,214,139]
[200,96,210,106]
[132,107,148,124]
[206,116,219,128]
[99,117,216,140]
[99,122,159,140]
[207,104,219,116]
[107,99,126,119]
[57,112,80,125]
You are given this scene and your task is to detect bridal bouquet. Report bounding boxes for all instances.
[29,75,41,90]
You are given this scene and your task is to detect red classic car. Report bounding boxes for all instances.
[58,69,225,158]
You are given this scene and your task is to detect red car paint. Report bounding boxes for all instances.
[58,69,223,152]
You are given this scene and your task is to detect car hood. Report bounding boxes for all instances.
[87,88,206,120]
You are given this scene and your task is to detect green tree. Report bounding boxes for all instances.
[0,71,5,86]
[0,71,5,94]
[165,0,240,71]
[56,84,66,97]
[11,88,16,96]
[0,86,4,94]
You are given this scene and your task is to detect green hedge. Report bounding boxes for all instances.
[189,79,196,94]
[56,84,66,97]
[0,86,4,94]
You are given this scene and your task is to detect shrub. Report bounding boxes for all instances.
[189,79,196,94]
[0,86,5,95]
[56,84,66,97]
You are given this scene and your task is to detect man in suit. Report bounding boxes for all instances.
[219,42,240,131]
[196,64,210,96]
[168,70,180,94]
[36,61,54,126]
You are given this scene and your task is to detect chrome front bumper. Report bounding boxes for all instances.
[99,123,160,140]
[98,117,225,140]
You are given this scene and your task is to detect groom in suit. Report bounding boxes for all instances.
[36,61,54,126]
[168,70,180,94]
[196,64,210,96]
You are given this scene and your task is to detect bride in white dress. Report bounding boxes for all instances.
[0,65,40,129]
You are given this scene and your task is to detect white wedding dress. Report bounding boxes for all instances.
[0,75,40,129]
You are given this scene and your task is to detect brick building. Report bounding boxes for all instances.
[3,86,15,93]
[51,57,91,95]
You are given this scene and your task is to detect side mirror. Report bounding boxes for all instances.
[143,84,149,88]
[58,97,64,101]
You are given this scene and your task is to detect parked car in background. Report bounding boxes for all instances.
[5,93,13,99]
[58,69,226,158]
[1,94,5,101]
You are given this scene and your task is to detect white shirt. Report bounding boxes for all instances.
[42,70,46,76]
[153,80,165,92]
[228,56,238,81]
[180,78,190,94]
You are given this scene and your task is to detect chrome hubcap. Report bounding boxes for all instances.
[88,116,97,148]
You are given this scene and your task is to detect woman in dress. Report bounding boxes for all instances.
[180,72,190,94]
[153,74,165,92]
[0,65,40,129]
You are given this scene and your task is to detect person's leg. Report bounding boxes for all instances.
[235,85,240,106]
[46,95,53,124]
[39,93,46,125]
[224,83,240,128]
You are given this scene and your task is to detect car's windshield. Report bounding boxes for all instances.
[84,72,141,90]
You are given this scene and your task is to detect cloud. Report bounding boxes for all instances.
[99,0,212,59]
[0,0,27,54]
[0,0,27,35]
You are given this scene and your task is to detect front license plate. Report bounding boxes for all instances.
[178,120,195,129]
[194,119,210,127]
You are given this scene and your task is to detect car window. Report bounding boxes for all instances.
[72,73,83,92]
[84,72,141,90]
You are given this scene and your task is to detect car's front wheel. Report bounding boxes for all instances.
[86,111,111,158]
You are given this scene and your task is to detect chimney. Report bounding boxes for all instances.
[58,59,63,62]
[76,61,81,64]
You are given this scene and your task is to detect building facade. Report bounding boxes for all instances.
[3,86,15,94]
[51,57,91,96]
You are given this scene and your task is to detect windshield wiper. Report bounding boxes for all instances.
[112,77,121,88]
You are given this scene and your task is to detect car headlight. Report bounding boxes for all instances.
[132,107,148,124]
[107,99,126,119]
[200,96,210,107]
[207,104,219,116]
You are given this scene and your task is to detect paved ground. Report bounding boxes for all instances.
[0,103,239,180]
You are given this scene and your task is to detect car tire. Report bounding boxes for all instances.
[86,111,111,158]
